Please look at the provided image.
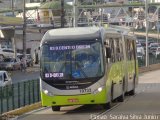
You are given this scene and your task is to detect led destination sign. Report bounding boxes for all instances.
[50,45,90,51]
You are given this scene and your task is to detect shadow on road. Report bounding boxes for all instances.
[63,104,105,114]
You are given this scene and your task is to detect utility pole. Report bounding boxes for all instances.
[132,0,134,27]
[157,7,160,43]
[61,0,65,28]
[145,0,149,67]
[23,0,26,58]
[11,0,14,16]
[100,0,104,26]
[11,0,17,58]
[73,0,78,27]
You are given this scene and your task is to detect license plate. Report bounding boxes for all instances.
[68,98,79,103]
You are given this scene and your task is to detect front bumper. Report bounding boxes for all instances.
[41,89,107,107]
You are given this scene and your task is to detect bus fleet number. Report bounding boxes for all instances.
[80,88,91,93]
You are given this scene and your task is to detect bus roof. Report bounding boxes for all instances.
[41,26,136,45]
[41,27,102,44]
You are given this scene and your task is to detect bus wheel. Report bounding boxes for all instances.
[102,102,111,110]
[52,106,60,111]
[102,85,113,109]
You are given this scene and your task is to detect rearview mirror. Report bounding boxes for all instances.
[106,47,111,58]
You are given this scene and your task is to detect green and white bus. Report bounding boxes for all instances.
[40,27,138,111]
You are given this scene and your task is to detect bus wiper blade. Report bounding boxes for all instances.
[75,62,88,78]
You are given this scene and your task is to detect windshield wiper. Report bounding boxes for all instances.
[52,61,88,79]
[75,62,88,78]
[59,62,73,79]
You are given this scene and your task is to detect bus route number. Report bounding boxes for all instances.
[80,88,91,93]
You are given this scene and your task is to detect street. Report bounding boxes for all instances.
[17,70,160,120]
[10,65,40,84]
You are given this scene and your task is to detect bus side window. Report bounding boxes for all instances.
[126,39,131,60]
[106,47,111,58]
[120,40,124,60]
[110,39,115,63]
[104,38,116,63]
[115,39,119,61]
[132,41,136,60]
[104,40,111,59]
[130,40,135,60]
[127,40,133,60]
[126,39,135,61]
[115,39,123,61]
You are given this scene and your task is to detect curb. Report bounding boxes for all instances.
[1,102,41,119]
[26,68,39,73]
[139,64,160,73]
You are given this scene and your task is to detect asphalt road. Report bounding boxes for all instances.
[10,66,40,84]
[17,70,160,120]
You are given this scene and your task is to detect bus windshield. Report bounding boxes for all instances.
[41,40,104,80]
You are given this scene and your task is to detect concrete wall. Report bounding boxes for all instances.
[14,31,43,60]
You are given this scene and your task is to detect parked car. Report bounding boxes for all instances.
[0,71,12,87]
[0,48,14,61]
[138,38,154,51]
[137,43,145,55]
[155,47,160,58]
[149,43,159,55]
[0,58,21,70]
[137,52,144,60]
[17,53,23,59]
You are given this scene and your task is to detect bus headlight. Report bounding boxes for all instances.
[44,90,48,94]
[43,89,54,96]
[92,86,104,94]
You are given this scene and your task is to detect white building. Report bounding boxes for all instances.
[14,30,43,60]
[150,0,160,3]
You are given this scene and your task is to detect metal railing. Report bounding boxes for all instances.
[0,79,40,114]
[138,54,160,67]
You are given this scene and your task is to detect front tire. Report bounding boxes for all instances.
[102,102,111,109]
[52,106,60,111]
[102,84,113,110]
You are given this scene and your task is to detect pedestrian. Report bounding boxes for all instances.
[21,56,27,72]
[50,17,54,28]
[20,58,23,72]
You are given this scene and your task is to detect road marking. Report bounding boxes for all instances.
[90,92,140,120]
[15,83,159,119]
